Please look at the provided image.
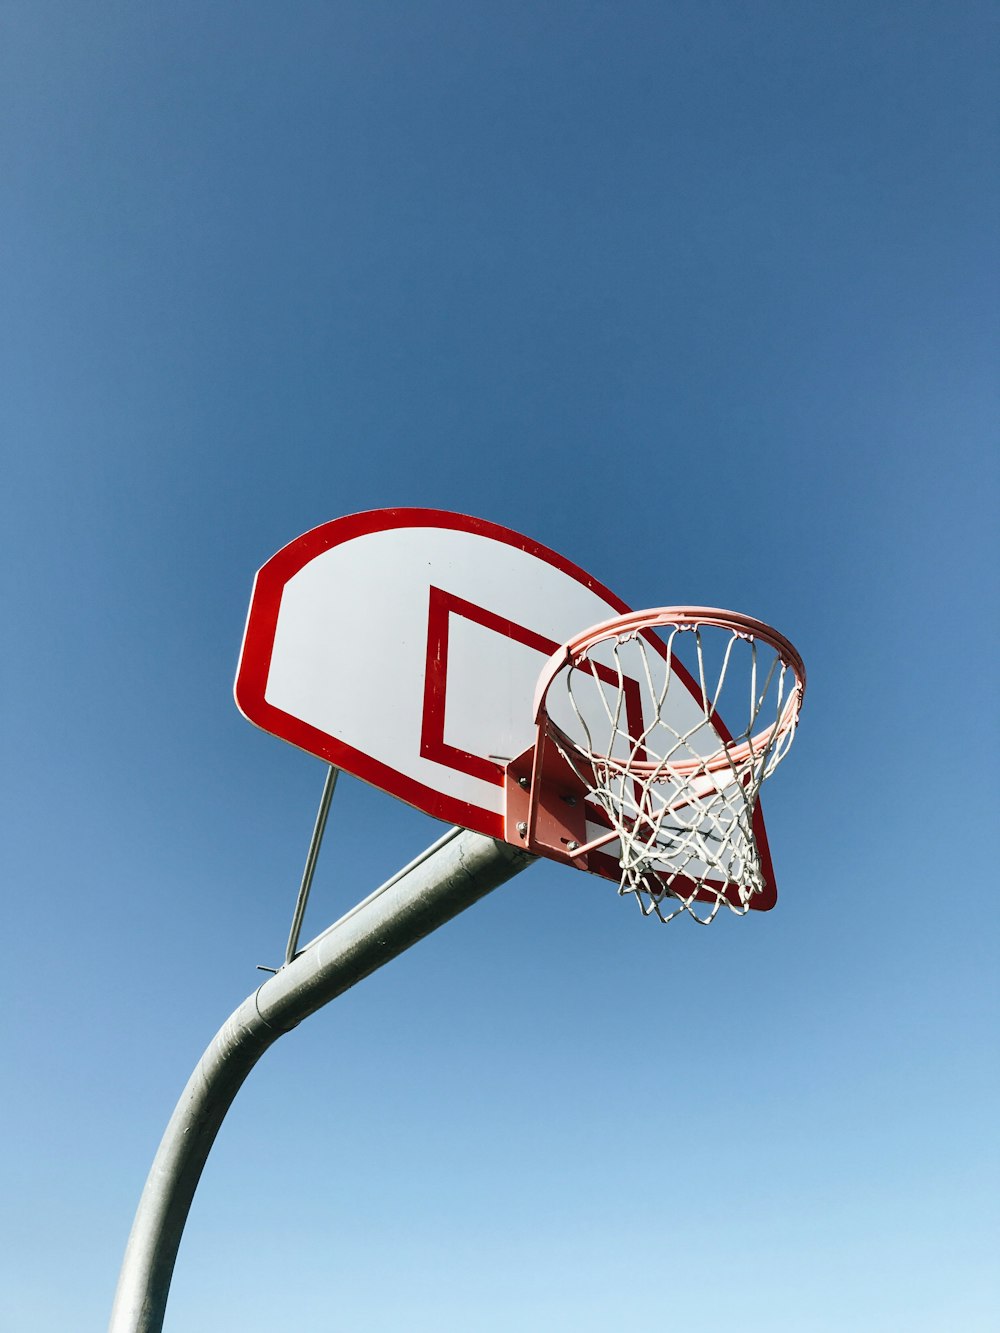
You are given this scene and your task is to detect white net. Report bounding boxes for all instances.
[538,609,805,924]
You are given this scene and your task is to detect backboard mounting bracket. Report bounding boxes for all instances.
[504,742,589,867]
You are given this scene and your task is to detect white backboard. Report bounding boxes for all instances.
[234,509,777,904]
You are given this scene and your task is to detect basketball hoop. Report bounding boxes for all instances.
[507,607,806,924]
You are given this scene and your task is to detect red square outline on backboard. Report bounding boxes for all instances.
[420,586,647,785]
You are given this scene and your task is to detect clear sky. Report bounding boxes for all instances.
[3,3,998,1330]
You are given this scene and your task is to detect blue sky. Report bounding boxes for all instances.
[3,3,998,1330]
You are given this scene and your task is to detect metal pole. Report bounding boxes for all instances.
[109,829,534,1333]
[285,764,338,964]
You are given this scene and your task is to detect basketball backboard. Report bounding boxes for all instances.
[235,508,778,908]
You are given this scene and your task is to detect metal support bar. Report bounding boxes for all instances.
[109,829,535,1333]
[285,764,339,964]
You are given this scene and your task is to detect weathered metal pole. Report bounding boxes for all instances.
[109,828,534,1333]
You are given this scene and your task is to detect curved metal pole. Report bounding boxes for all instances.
[109,829,534,1333]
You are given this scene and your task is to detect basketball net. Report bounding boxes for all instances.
[534,609,806,924]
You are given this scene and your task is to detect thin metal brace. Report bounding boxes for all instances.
[284,765,339,965]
